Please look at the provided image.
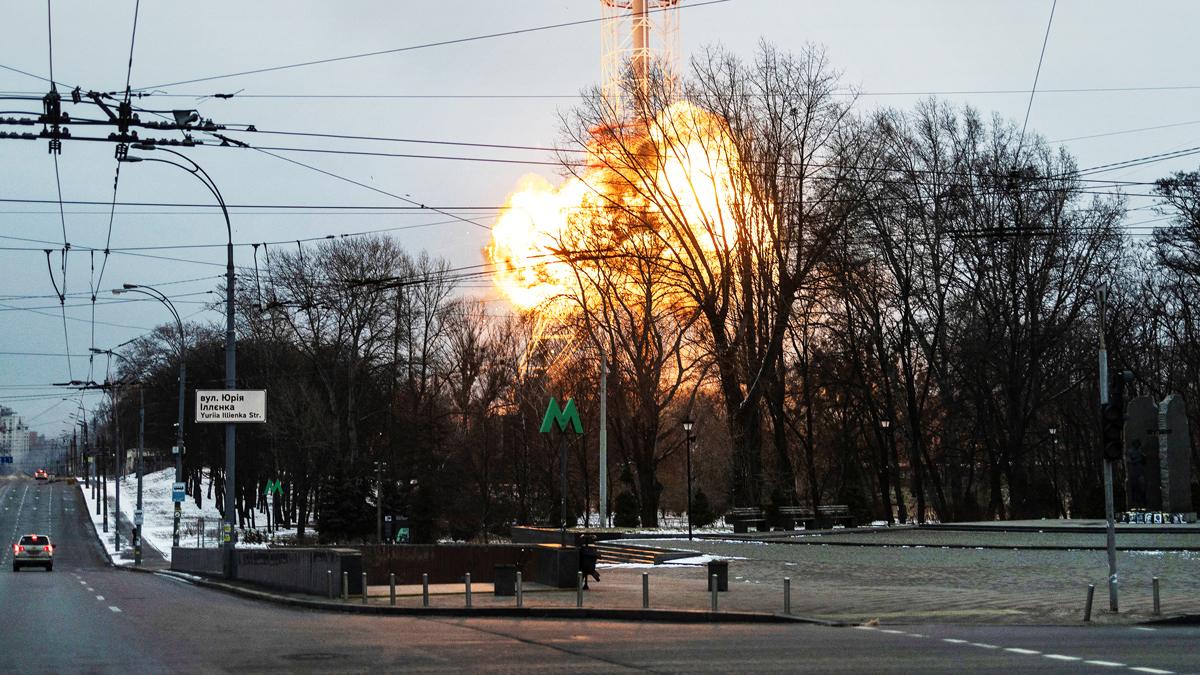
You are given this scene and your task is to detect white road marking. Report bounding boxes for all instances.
[943,638,968,644]
[78,580,86,585]
[87,587,94,592]
[879,629,906,635]
[970,643,999,649]
[1043,654,1081,661]
[1084,660,1125,667]
[1131,627,1157,632]
[108,606,121,613]
[1003,648,1040,655]
[95,595,104,601]
[1130,668,1174,674]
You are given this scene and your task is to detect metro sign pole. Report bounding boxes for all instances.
[541,397,584,546]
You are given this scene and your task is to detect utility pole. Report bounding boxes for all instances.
[1097,287,1118,612]
[112,382,121,551]
[135,387,144,566]
[599,349,608,528]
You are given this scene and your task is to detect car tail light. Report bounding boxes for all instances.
[14,545,24,553]
[44,545,52,553]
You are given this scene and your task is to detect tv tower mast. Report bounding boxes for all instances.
[600,0,681,107]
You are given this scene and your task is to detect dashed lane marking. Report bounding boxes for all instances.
[1130,668,1174,674]
[970,643,999,649]
[1085,661,1126,668]
[1044,654,1082,662]
[1004,648,1041,655]
[95,595,104,601]
[108,606,121,613]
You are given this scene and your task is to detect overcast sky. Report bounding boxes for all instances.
[3,0,1199,437]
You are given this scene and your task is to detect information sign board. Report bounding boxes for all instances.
[195,390,266,423]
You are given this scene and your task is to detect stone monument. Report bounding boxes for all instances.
[1158,394,1195,519]
[1124,395,1161,510]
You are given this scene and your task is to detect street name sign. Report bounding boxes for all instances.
[195,390,266,423]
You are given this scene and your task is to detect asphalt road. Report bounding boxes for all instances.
[1,476,1196,674]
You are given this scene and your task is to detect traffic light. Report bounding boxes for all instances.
[1101,372,1131,462]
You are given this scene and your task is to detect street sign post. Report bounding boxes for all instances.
[194,390,267,423]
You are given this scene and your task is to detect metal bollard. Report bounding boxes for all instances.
[711,574,719,612]
[362,572,368,605]
[516,571,523,608]
[576,571,584,608]
[465,572,472,608]
[422,573,429,608]
[784,577,791,615]
[389,573,396,606]
[326,569,333,599]
[342,571,349,602]
[1083,584,1095,622]
[642,572,649,609]
[1153,577,1161,616]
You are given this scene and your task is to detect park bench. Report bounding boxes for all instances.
[816,504,855,529]
[776,506,816,531]
[726,507,767,533]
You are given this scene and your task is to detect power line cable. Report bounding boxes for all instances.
[248,145,490,231]
[1018,0,1057,156]
[133,0,731,90]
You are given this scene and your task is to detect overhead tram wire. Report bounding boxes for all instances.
[132,0,731,90]
[1017,0,1057,156]
[90,0,143,371]
[44,0,74,384]
[247,145,491,232]
[118,83,1200,101]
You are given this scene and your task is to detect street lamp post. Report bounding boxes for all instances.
[122,145,237,578]
[682,419,694,541]
[879,419,894,525]
[92,347,144,564]
[113,284,187,549]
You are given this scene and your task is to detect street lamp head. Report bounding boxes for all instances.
[111,289,125,295]
[88,347,105,354]
[117,156,143,163]
[123,283,138,289]
[682,418,693,433]
[1049,427,1057,436]
[130,142,156,151]
[880,419,891,429]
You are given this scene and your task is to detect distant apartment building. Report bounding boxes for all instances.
[0,406,30,455]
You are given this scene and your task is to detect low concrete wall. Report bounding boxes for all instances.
[171,547,222,576]
[358,544,530,585]
[236,548,362,596]
[171,547,362,597]
[358,543,579,588]
[510,526,624,546]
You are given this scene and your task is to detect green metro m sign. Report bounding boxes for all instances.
[540,397,583,434]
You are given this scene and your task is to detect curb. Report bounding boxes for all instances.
[151,570,844,626]
[1144,614,1200,626]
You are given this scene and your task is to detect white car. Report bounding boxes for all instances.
[12,534,53,572]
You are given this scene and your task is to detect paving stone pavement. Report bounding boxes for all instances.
[345,530,1199,625]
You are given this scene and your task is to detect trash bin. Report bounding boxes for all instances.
[494,564,518,596]
[707,560,728,592]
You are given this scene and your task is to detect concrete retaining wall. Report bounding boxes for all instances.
[171,547,223,576]
[358,543,579,588]
[171,547,363,597]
